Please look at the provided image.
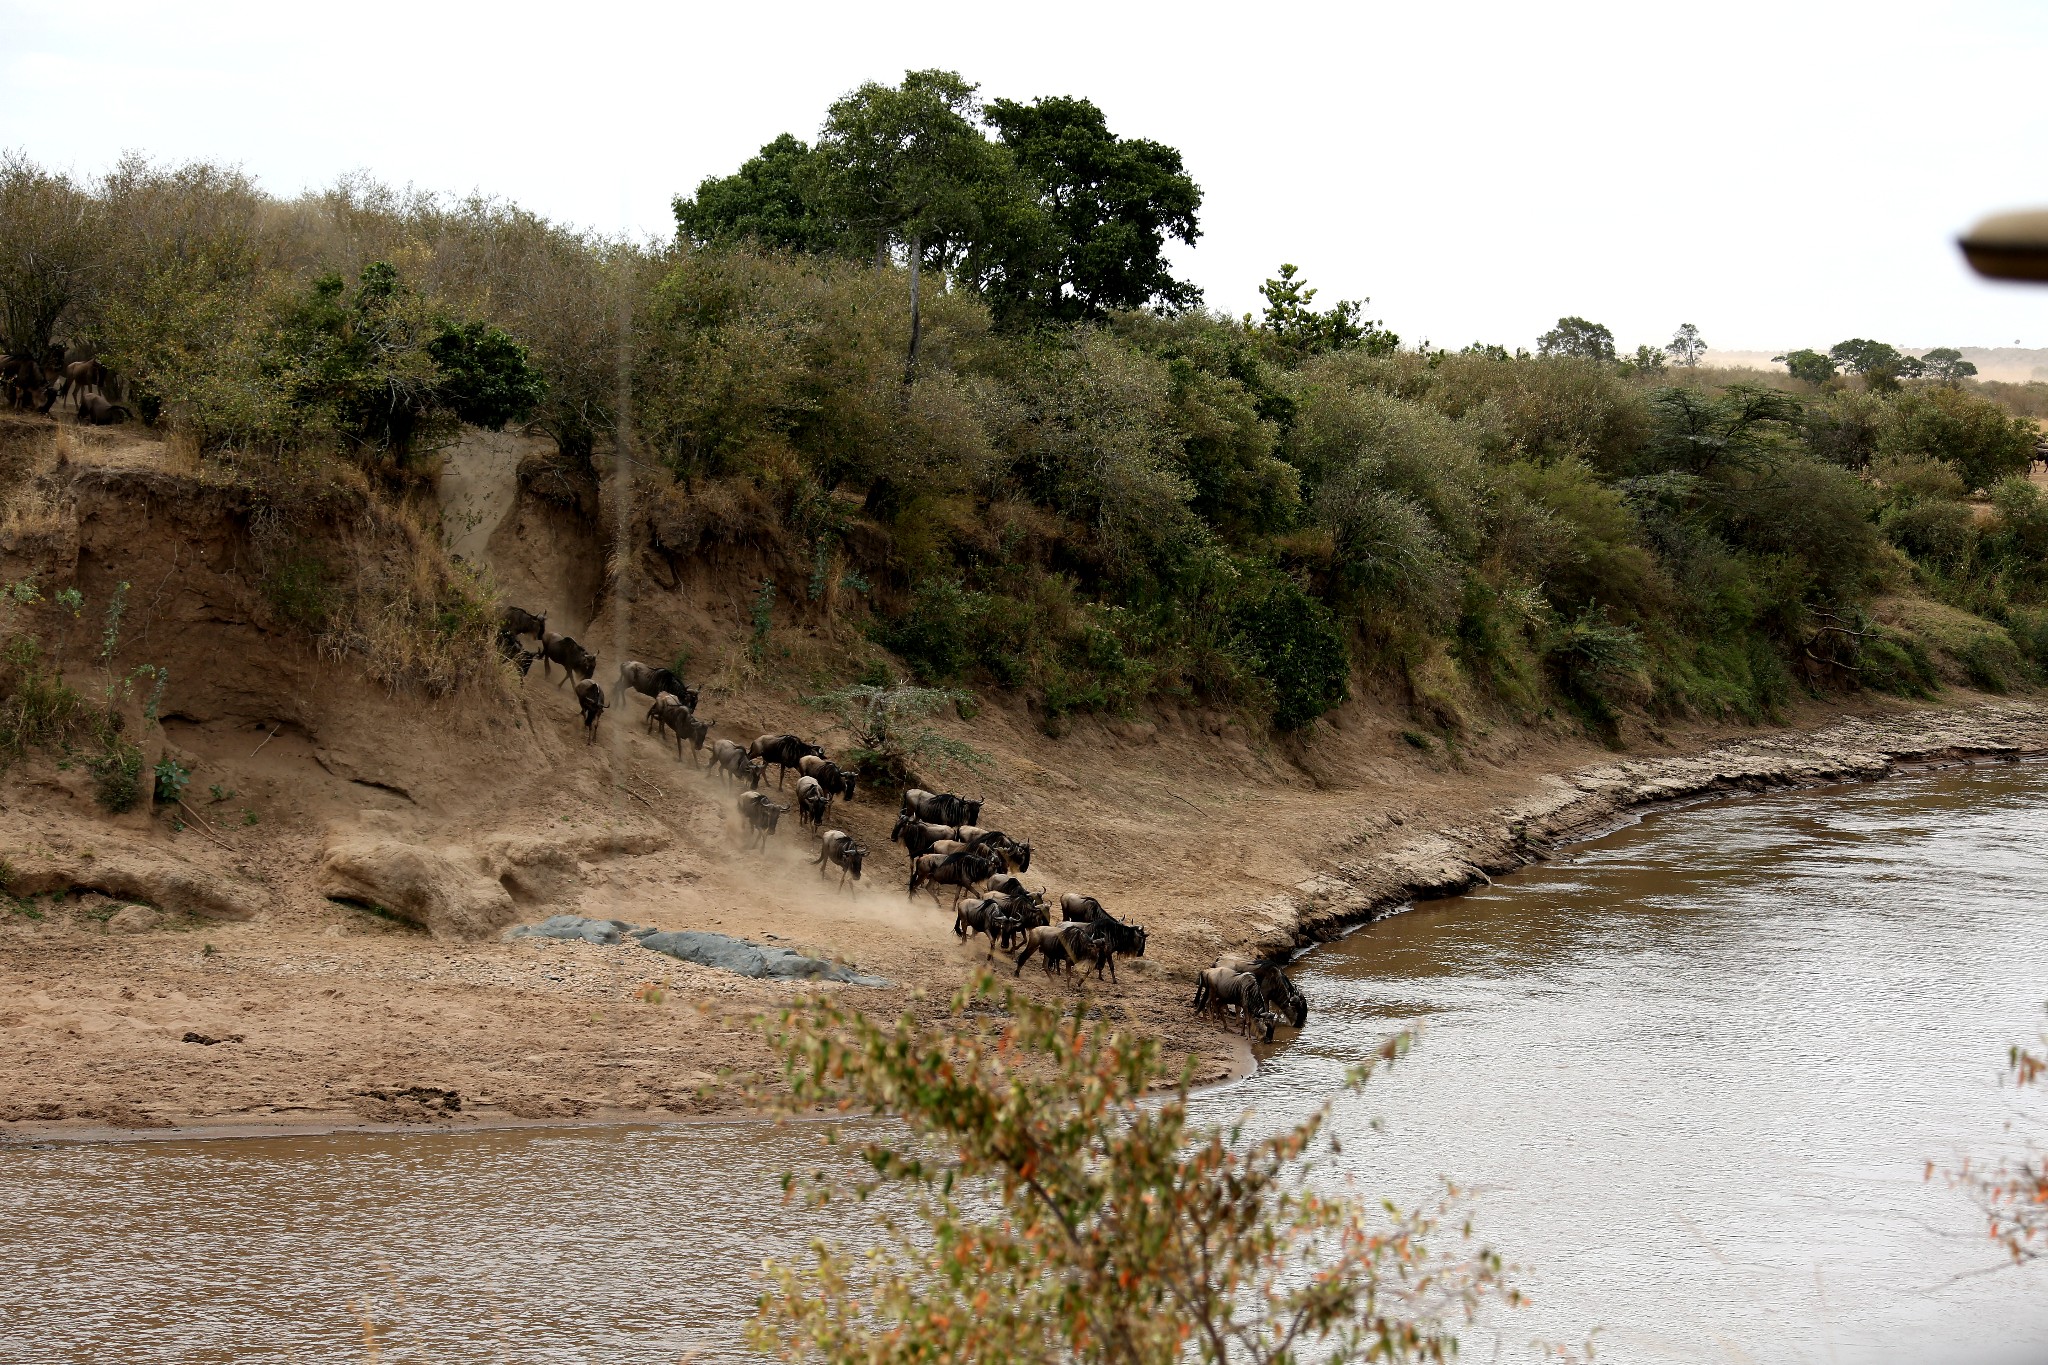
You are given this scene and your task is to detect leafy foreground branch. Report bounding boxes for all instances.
[1937,1016,2048,1264]
[749,973,1514,1363]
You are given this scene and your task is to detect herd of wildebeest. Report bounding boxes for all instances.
[497,605,1309,1042]
[2,349,131,425]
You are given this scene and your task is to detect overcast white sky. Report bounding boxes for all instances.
[6,0,2048,352]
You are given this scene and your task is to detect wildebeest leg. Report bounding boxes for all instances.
[1013,942,1035,976]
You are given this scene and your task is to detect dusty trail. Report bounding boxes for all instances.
[3,422,2046,1142]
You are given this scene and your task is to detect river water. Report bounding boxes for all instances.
[5,764,2048,1362]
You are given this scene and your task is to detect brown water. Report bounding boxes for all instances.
[6,765,2048,1362]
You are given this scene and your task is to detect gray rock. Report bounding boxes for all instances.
[637,929,888,987]
[498,916,887,985]
[504,914,622,946]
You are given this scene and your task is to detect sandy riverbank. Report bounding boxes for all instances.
[6,696,2043,1146]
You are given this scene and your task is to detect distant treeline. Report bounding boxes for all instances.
[3,71,2045,733]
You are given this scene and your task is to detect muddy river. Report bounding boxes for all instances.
[6,765,2048,1362]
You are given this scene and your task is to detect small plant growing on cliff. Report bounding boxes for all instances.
[750,972,1511,1364]
[804,681,988,787]
[750,579,776,661]
[153,757,190,806]
[89,739,144,812]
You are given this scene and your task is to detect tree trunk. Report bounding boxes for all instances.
[904,230,922,385]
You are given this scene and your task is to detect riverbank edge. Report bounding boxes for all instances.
[1251,697,2048,961]
[11,701,2045,1148]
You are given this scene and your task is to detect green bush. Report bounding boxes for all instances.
[90,739,145,813]
[0,634,90,763]
[1879,385,2037,492]
[1227,572,1349,730]
[1858,633,1939,697]
[1956,631,2025,693]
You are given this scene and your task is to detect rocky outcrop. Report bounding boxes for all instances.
[6,849,266,921]
[317,838,520,940]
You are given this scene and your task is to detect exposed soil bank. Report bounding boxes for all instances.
[7,698,2043,1146]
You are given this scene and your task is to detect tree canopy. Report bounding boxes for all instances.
[1665,322,1706,366]
[1537,316,1616,362]
[670,72,1205,334]
[977,95,1203,325]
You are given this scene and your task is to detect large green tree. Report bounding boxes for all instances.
[1829,338,1906,390]
[812,69,1027,378]
[1775,348,1836,386]
[977,95,1203,326]
[1537,316,1616,362]
[671,133,845,255]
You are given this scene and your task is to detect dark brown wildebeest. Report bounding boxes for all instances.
[613,659,685,707]
[1192,967,1275,1042]
[1060,894,1146,969]
[954,895,1024,957]
[1215,955,1308,1029]
[645,692,693,759]
[496,627,536,679]
[794,774,830,831]
[708,739,763,788]
[908,847,1000,908]
[1013,922,1112,980]
[899,788,982,828]
[797,753,857,801]
[500,605,546,644]
[889,813,960,858]
[573,678,607,743]
[815,829,868,888]
[737,790,790,849]
[538,631,597,688]
[681,713,713,763]
[748,733,825,789]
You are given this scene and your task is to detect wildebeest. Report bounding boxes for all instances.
[889,813,960,859]
[708,739,764,788]
[538,631,597,687]
[60,358,108,410]
[681,713,714,763]
[749,734,825,789]
[737,791,790,848]
[2,355,58,415]
[1192,967,1275,1042]
[500,605,547,643]
[73,393,130,425]
[645,692,694,759]
[814,829,867,888]
[613,659,686,707]
[496,627,536,678]
[900,788,982,828]
[954,896,1024,957]
[573,678,607,743]
[794,774,830,831]
[953,827,1031,871]
[796,754,857,801]
[908,847,1000,908]
[1013,922,1112,980]
[1215,956,1308,1029]
[1060,894,1147,965]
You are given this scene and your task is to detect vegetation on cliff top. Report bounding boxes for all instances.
[2,70,2045,738]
